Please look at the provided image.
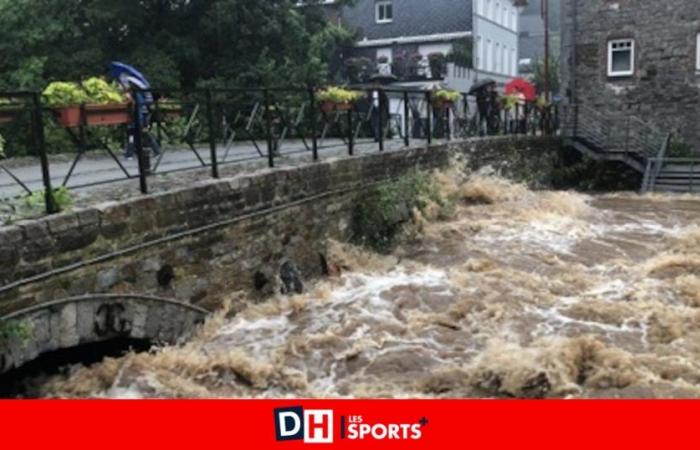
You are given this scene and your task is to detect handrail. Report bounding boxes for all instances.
[645,132,673,193]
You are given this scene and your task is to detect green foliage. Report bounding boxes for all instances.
[81,78,125,104]
[41,82,90,107]
[351,171,453,253]
[0,320,31,344]
[531,57,561,96]
[447,37,473,68]
[317,86,362,104]
[42,78,125,107]
[667,136,695,158]
[433,89,462,103]
[0,0,354,91]
[25,187,73,210]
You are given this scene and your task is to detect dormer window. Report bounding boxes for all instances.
[376,1,393,24]
[607,39,635,77]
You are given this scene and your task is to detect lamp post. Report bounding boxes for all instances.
[542,0,550,102]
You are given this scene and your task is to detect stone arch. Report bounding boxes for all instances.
[0,294,209,375]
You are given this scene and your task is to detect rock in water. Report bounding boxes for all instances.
[279,261,303,295]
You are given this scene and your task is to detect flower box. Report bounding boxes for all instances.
[321,100,352,113]
[0,105,21,124]
[54,103,131,128]
[432,99,454,109]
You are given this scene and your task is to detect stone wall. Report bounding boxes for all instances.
[560,0,700,149]
[0,136,562,373]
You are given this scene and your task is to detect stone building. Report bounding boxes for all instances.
[560,0,700,152]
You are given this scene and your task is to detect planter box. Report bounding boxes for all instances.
[432,99,454,110]
[0,105,21,124]
[320,100,352,113]
[54,103,131,128]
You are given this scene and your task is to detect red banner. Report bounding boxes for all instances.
[0,400,696,449]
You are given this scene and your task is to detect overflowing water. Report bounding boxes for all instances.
[40,174,700,398]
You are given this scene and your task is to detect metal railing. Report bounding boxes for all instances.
[562,103,666,160]
[1,86,559,215]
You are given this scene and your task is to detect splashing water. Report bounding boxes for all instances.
[40,176,700,399]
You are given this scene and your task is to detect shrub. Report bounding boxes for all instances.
[351,170,453,253]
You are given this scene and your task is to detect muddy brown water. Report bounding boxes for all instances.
[36,175,700,398]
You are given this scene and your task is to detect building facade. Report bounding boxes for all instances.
[561,0,700,151]
[340,0,521,90]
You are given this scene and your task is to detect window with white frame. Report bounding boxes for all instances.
[375,1,393,24]
[696,33,700,71]
[607,39,635,77]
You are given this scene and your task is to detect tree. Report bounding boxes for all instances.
[0,0,356,90]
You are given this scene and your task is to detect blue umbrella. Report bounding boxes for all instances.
[109,61,151,90]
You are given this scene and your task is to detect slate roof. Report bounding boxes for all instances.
[342,0,473,42]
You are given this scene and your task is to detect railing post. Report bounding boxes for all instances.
[31,93,58,214]
[206,90,219,179]
[403,90,410,147]
[264,88,274,168]
[425,91,432,146]
[347,106,354,156]
[132,95,148,194]
[308,87,318,161]
[446,106,451,141]
[377,89,384,152]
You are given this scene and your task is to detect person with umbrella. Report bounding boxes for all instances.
[109,62,161,159]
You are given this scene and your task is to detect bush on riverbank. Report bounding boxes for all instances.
[351,170,455,253]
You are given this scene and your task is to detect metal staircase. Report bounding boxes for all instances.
[562,104,699,193]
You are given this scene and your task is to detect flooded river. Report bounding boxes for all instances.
[39,174,700,398]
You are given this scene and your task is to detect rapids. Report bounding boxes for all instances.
[38,174,700,398]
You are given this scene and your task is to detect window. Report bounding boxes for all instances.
[696,33,700,71]
[494,2,500,21]
[503,6,508,26]
[477,36,483,69]
[486,39,492,71]
[494,43,500,72]
[607,39,635,77]
[375,1,393,24]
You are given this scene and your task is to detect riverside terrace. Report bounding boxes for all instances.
[0,87,558,220]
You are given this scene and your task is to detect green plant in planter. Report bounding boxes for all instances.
[42,78,126,107]
[42,82,90,107]
[316,86,363,105]
[433,89,462,105]
[428,53,446,77]
[81,77,126,104]
[501,93,521,111]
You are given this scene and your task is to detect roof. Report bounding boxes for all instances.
[342,0,473,43]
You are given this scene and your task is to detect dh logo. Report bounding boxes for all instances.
[274,407,334,444]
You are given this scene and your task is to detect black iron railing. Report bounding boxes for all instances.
[0,86,559,215]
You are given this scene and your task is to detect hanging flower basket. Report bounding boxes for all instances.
[54,103,131,128]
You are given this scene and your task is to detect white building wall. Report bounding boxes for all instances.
[473,0,519,82]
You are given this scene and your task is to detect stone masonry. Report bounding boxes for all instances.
[560,0,700,150]
[0,136,562,373]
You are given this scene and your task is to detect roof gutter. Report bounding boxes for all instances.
[354,31,473,48]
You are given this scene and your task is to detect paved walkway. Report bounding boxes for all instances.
[1,138,429,200]
[1,137,435,225]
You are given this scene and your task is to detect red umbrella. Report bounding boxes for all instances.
[505,78,537,102]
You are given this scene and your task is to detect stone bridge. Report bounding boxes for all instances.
[0,137,562,375]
